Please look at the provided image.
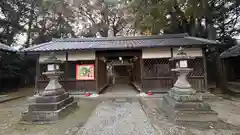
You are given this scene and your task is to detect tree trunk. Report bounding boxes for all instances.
[203,0,228,93]
[25,1,35,48]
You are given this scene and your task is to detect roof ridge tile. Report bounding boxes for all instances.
[0,43,16,52]
[22,41,55,51]
[54,33,189,42]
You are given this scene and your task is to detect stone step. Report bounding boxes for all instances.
[33,92,70,103]
[131,82,143,92]
[174,110,218,122]
[28,96,74,111]
[22,101,78,123]
[163,95,212,111]
[162,95,218,123]
[228,87,240,94]
[228,82,240,93]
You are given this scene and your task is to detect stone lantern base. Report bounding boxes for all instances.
[21,53,78,124]
[21,87,78,124]
[162,87,218,125]
[162,47,218,126]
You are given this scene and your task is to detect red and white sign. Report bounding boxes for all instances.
[76,64,95,80]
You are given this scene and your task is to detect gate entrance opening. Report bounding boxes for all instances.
[96,50,142,95]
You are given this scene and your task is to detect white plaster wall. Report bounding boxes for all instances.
[142,48,171,59]
[39,51,95,62]
[173,48,202,57]
[68,51,95,61]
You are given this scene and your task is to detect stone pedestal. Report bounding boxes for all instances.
[21,92,77,124]
[21,53,78,124]
[162,69,218,125]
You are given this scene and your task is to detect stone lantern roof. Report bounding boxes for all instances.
[42,52,64,64]
[170,47,195,61]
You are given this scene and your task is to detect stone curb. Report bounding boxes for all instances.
[0,95,26,103]
[138,98,163,135]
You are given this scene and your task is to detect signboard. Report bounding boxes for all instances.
[180,60,188,68]
[47,64,54,71]
[76,64,94,80]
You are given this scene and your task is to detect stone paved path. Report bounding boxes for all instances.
[76,99,157,135]
[103,84,138,96]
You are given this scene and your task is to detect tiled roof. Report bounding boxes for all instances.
[22,33,220,52]
[0,43,16,52]
[221,44,240,58]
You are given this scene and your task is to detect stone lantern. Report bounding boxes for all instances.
[162,47,218,126]
[21,52,77,124]
[169,47,196,96]
[40,52,65,96]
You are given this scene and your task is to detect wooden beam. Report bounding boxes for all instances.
[140,56,143,89]
[95,57,99,93]
[96,50,142,57]
[143,77,173,80]
[64,52,69,89]
[203,48,208,91]
[170,48,175,86]
[35,54,40,94]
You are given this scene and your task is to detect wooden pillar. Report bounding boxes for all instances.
[203,48,208,91]
[64,52,69,90]
[170,48,174,86]
[35,54,40,94]
[104,58,107,86]
[140,56,143,88]
[222,58,227,81]
[95,57,99,92]
[215,47,228,92]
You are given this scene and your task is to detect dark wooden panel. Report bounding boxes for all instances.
[97,58,108,91]
[142,78,172,92]
[76,80,96,91]
[142,78,204,92]
[143,58,171,77]
[189,78,204,91]
[132,58,141,84]
[38,80,97,92]
[188,58,204,77]
[64,80,76,90]
[142,58,172,91]
[38,81,50,91]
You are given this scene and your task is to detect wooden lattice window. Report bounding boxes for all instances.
[188,58,204,77]
[143,58,171,77]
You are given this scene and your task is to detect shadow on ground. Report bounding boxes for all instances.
[0,97,99,135]
[140,96,240,135]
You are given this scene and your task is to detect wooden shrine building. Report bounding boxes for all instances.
[221,43,240,94]
[0,43,16,52]
[22,33,219,94]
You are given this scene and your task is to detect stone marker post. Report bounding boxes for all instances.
[21,52,78,124]
[162,47,218,126]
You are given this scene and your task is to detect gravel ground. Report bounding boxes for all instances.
[1,87,240,135]
[76,99,158,135]
[207,97,240,126]
[0,97,99,135]
[140,97,240,135]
